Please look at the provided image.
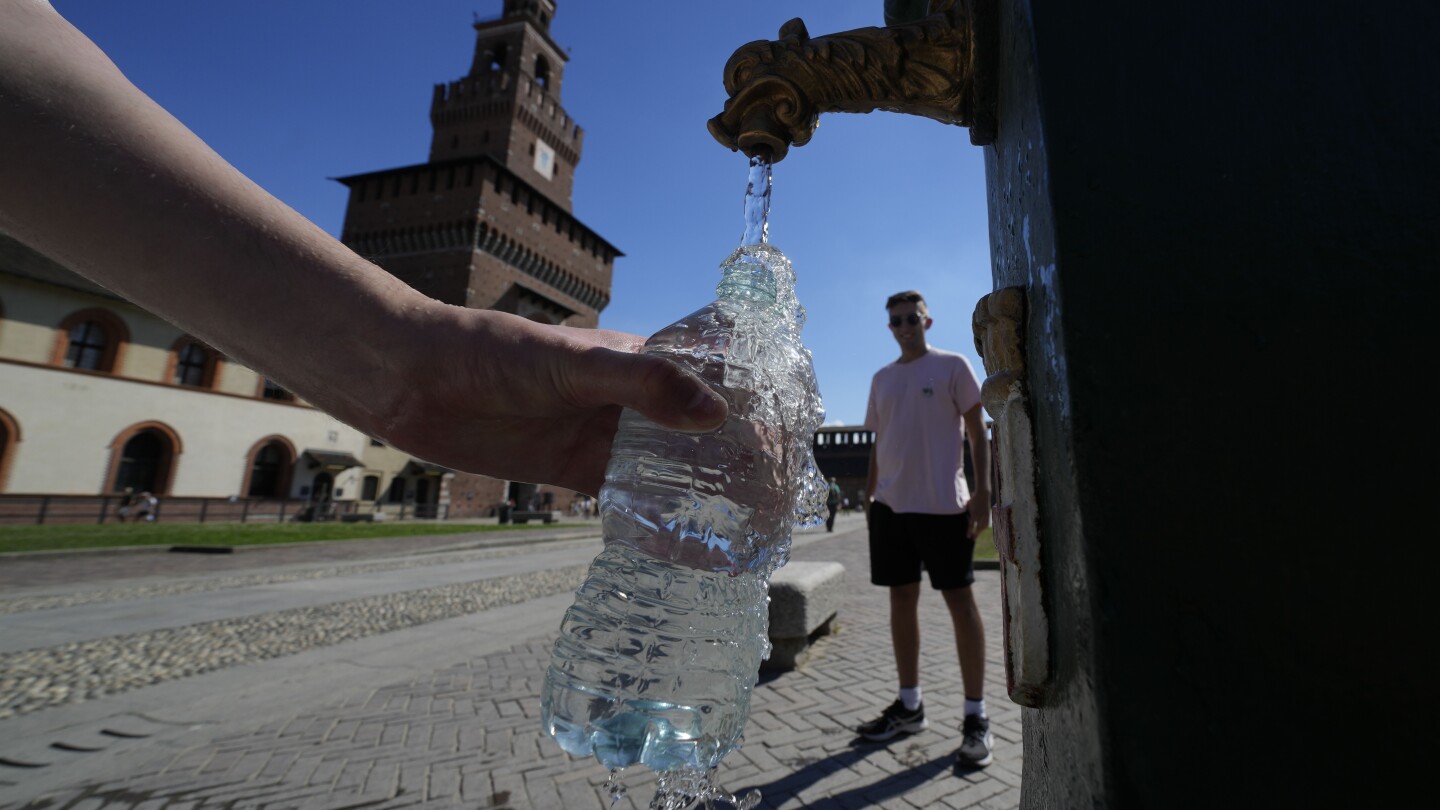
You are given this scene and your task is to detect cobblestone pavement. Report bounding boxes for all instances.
[0,515,1021,809]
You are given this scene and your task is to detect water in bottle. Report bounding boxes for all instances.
[540,157,826,805]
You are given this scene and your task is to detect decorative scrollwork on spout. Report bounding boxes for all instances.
[709,0,996,161]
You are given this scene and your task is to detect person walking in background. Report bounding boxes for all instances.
[856,290,994,768]
[826,476,842,531]
[134,491,159,523]
[114,487,136,523]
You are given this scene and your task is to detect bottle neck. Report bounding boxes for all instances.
[715,245,778,304]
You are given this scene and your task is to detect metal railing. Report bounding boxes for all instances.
[0,495,447,526]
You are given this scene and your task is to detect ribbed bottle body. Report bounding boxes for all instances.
[541,543,769,771]
[541,243,826,774]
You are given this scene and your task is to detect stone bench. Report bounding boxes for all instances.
[511,510,559,524]
[763,561,846,672]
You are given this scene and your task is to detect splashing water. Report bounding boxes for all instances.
[605,769,628,805]
[605,765,761,810]
[650,766,761,810]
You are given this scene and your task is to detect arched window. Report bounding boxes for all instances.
[0,407,19,494]
[53,308,129,374]
[260,378,295,402]
[175,343,206,385]
[170,338,219,388]
[242,436,295,498]
[489,44,508,72]
[106,422,182,495]
[65,321,107,369]
[534,55,550,89]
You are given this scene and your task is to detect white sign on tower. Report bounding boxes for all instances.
[533,139,555,180]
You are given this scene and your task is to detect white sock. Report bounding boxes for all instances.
[964,697,987,718]
[899,687,922,711]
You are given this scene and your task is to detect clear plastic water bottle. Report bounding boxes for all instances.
[541,173,826,773]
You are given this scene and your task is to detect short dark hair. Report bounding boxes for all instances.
[885,290,926,310]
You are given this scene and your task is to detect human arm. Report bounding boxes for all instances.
[863,379,880,520]
[0,1,726,494]
[962,402,991,538]
[864,441,878,526]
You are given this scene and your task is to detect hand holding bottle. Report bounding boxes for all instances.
[0,1,727,497]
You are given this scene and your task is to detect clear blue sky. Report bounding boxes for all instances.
[53,0,991,426]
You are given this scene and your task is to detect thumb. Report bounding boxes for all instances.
[577,348,728,431]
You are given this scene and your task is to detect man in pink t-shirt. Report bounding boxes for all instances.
[855,290,994,769]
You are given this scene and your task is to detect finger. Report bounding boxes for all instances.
[572,347,728,431]
[555,324,646,354]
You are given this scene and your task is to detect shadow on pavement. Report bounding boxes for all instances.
[739,738,955,809]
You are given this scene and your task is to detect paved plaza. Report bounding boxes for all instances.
[0,516,1021,809]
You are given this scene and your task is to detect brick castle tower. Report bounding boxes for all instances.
[335,0,619,516]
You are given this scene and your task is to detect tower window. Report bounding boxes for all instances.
[535,55,550,89]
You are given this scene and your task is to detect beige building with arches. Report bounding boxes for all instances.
[0,233,450,521]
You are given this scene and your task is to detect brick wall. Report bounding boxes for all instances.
[443,473,507,519]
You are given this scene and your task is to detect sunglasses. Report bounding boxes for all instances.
[888,313,924,328]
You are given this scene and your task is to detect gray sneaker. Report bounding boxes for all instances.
[957,714,994,766]
[857,700,928,741]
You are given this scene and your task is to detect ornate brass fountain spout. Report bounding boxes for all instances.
[708,0,997,161]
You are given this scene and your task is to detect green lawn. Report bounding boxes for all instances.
[2,520,997,558]
[973,526,998,561]
[0,521,564,554]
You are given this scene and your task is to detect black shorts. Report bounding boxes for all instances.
[867,501,976,590]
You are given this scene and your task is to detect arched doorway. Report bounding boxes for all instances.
[112,430,171,493]
[106,422,181,495]
[508,481,538,511]
[244,437,296,498]
[0,407,18,493]
[312,472,334,503]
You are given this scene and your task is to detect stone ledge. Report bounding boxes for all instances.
[764,561,845,672]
